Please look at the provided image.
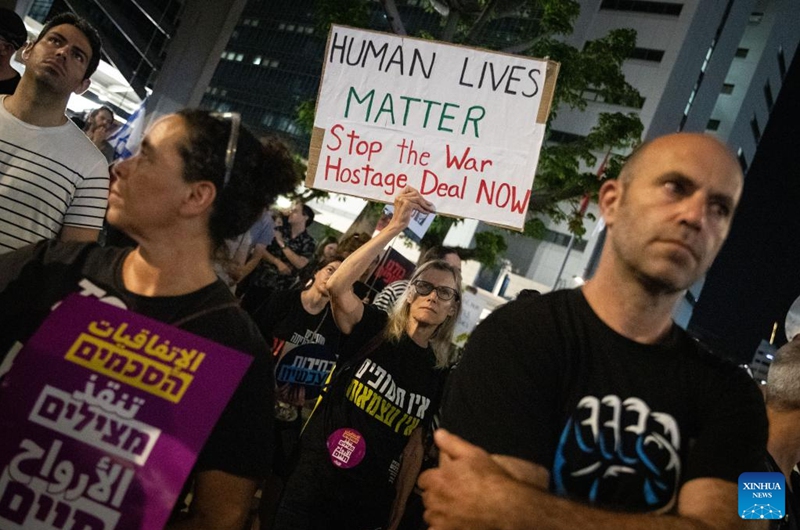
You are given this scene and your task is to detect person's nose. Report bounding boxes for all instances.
[54,44,68,60]
[679,193,706,230]
[111,158,131,181]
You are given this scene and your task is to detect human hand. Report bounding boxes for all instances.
[274,232,284,247]
[388,187,435,233]
[89,124,109,145]
[275,261,291,275]
[419,430,516,530]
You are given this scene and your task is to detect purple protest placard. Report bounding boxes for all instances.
[0,294,253,529]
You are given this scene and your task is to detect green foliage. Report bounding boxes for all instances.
[296,100,316,135]
[531,110,642,233]
[419,215,457,249]
[466,231,509,267]
[539,0,581,35]
[313,0,370,33]
[418,215,507,267]
[523,217,547,239]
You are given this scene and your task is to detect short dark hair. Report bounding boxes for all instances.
[0,8,27,49]
[301,254,345,290]
[418,246,459,267]
[36,12,102,80]
[175,109,299,251]
[300,203,315,227]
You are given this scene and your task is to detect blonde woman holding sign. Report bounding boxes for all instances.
[274,187,462,530]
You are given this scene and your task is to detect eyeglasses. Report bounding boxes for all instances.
[412,280,459,301]
[211,112,241,189]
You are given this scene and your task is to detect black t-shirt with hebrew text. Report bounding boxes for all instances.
[277,304,443,528]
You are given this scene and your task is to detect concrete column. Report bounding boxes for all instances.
[148,0,247,118]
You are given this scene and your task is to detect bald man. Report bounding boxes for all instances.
[420,133,768,529]
[764,339,800,530]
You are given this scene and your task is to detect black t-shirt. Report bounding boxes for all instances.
[442,288,768,513]
[0,240,274,479]
[253,226,316,292]
[254,289,341,402]
[0,72,20,95]
[766,453,800,530]
[302,304,442,489]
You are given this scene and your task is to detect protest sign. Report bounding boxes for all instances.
[364,247,416,301]
[378,204,435,243]
[0,295,252,530]
[307,25,559,231]
[453,289,488,346]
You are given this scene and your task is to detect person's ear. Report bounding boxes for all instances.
[598,179,621,226]
[182,180,217,216]
[20,42,32,62]
[73,77,91,96]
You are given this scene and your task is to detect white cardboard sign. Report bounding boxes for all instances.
[307,25,559,231]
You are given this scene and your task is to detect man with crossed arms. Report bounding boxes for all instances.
[420,133,768,530]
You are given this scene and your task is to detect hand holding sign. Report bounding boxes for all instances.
[388,187,435,234]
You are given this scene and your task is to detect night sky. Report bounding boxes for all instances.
[689,50,800,364]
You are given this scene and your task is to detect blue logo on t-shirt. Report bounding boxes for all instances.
[275,343,337,399]
[553,395,681,513]
[739,472,785,520]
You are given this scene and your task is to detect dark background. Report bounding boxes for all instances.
[690,50,800,364]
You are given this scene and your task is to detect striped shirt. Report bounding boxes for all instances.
[0,97,109,254]
[372,279,410,313]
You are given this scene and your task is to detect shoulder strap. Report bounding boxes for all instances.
[302,330,385,435]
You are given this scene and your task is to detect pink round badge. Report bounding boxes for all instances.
[326,427,366,469]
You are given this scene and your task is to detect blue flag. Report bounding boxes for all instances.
[108,98,147,161]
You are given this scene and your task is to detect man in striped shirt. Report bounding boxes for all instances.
[0,12,108,254]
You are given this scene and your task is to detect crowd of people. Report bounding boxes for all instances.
[0,10,797,530]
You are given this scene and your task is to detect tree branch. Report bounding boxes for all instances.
[502,37,540,54]
[381,0,408,36]
[441,10,461,42]
[464,0,499,44]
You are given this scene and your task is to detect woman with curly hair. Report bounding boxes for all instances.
[0,109,298,530]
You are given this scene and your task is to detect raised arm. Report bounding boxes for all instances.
[327,187,434,334]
